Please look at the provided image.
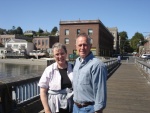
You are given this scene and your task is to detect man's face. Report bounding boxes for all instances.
[76,36,92,58]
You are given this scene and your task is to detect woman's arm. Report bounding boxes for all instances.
[40,87,51,113]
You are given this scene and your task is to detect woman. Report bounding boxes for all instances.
[38,43,73,113]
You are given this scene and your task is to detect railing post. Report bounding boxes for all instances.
[0,89,3,113]
[2,85,13,113]
[12,86,17,109]
[126,58,129,63]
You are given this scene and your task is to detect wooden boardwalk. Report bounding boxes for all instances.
[104,62,150,113]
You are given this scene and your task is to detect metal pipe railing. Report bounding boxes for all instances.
[135,59,150,82]
[0,58,119,113]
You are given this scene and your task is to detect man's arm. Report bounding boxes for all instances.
[92,63,107,112]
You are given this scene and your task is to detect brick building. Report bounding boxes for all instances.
[32,36,59,50]
[59,19,114,58]
[107,27,120,54]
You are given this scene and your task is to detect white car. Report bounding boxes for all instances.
[141,54,150,59]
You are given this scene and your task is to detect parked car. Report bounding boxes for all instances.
[141,54,150,59]
[144,55,150,59]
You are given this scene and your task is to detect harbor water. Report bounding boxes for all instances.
[0,63,46,82]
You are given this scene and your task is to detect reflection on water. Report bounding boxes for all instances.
[0,63,46,80]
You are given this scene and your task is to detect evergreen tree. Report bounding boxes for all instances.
[51,26,58,35]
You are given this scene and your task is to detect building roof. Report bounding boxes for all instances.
[7,38,27,43]
[60,19,101,25]
[0,35,15,38]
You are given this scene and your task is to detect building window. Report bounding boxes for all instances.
[88,29,93,35]
[65,38,69,44]
[45,40,48,46]
[38,40,40,45]
[77,29,80,35]
[90,38,93,44]
[34,40,37,46]
[20,44,26,48]
[13,44,18,48]
[65,29,69,35]
[42,40,44,46]
[7,44,12,47]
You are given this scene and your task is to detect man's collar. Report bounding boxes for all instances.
[79,52,94,63]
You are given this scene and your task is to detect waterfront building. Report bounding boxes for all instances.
[59,19,114,58]
[32,36,59,56]
[5,38,34,58]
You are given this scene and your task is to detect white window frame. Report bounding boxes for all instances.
[65,38,69,44]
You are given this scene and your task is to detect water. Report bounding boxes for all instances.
[0,63,46,81]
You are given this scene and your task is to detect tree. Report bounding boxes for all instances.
[130,32,145,51]
[119,31,128,53]
[38,28,44,34]
[0,28,5,34]
[7,26,17,34]
[16,27,23,34]
[51,26,58,35]
[12,26,15,30]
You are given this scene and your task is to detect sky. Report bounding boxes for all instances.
[0,0,150,39]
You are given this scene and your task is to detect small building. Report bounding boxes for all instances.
[32,36,59,55]
[24,30,36,36]
[5,38,34,58]
[0,35,15,46]
[0,34,33,46]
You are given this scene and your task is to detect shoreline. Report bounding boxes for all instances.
[0,58,49,65]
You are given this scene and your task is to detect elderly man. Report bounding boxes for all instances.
[73,33,107,113]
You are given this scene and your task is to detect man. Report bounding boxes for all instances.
[73,33,107,113]
[117,54,121,63]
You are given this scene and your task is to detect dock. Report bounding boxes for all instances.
[104,62,150,113]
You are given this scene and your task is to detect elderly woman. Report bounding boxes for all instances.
[38,43,73,113]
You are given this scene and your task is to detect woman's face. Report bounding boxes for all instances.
[53,48,67,65]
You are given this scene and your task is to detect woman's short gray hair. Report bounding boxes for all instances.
[52,42,67,53]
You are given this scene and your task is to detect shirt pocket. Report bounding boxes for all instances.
[80,71,90,85]
[73,71,78,86]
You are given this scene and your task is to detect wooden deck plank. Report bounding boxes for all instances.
[104,63,150,113]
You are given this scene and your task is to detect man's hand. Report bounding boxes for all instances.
[95,110,103,113]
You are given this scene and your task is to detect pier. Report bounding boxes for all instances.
[104,61,150,113]
[0,56,150,113]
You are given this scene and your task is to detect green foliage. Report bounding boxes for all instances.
[36,28,51,36]
[0,28,6,34]
[6,26,23,35]
[119,31,129,53]
[130,32,145,51]
[16,27,23,34]
[38,28,44,34]
[51,26,58,35]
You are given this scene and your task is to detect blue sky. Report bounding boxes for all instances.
[0,0,150,39]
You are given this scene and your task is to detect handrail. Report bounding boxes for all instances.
[0,58,119,113]
[0,76,41,113]
[135,59,150,82]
